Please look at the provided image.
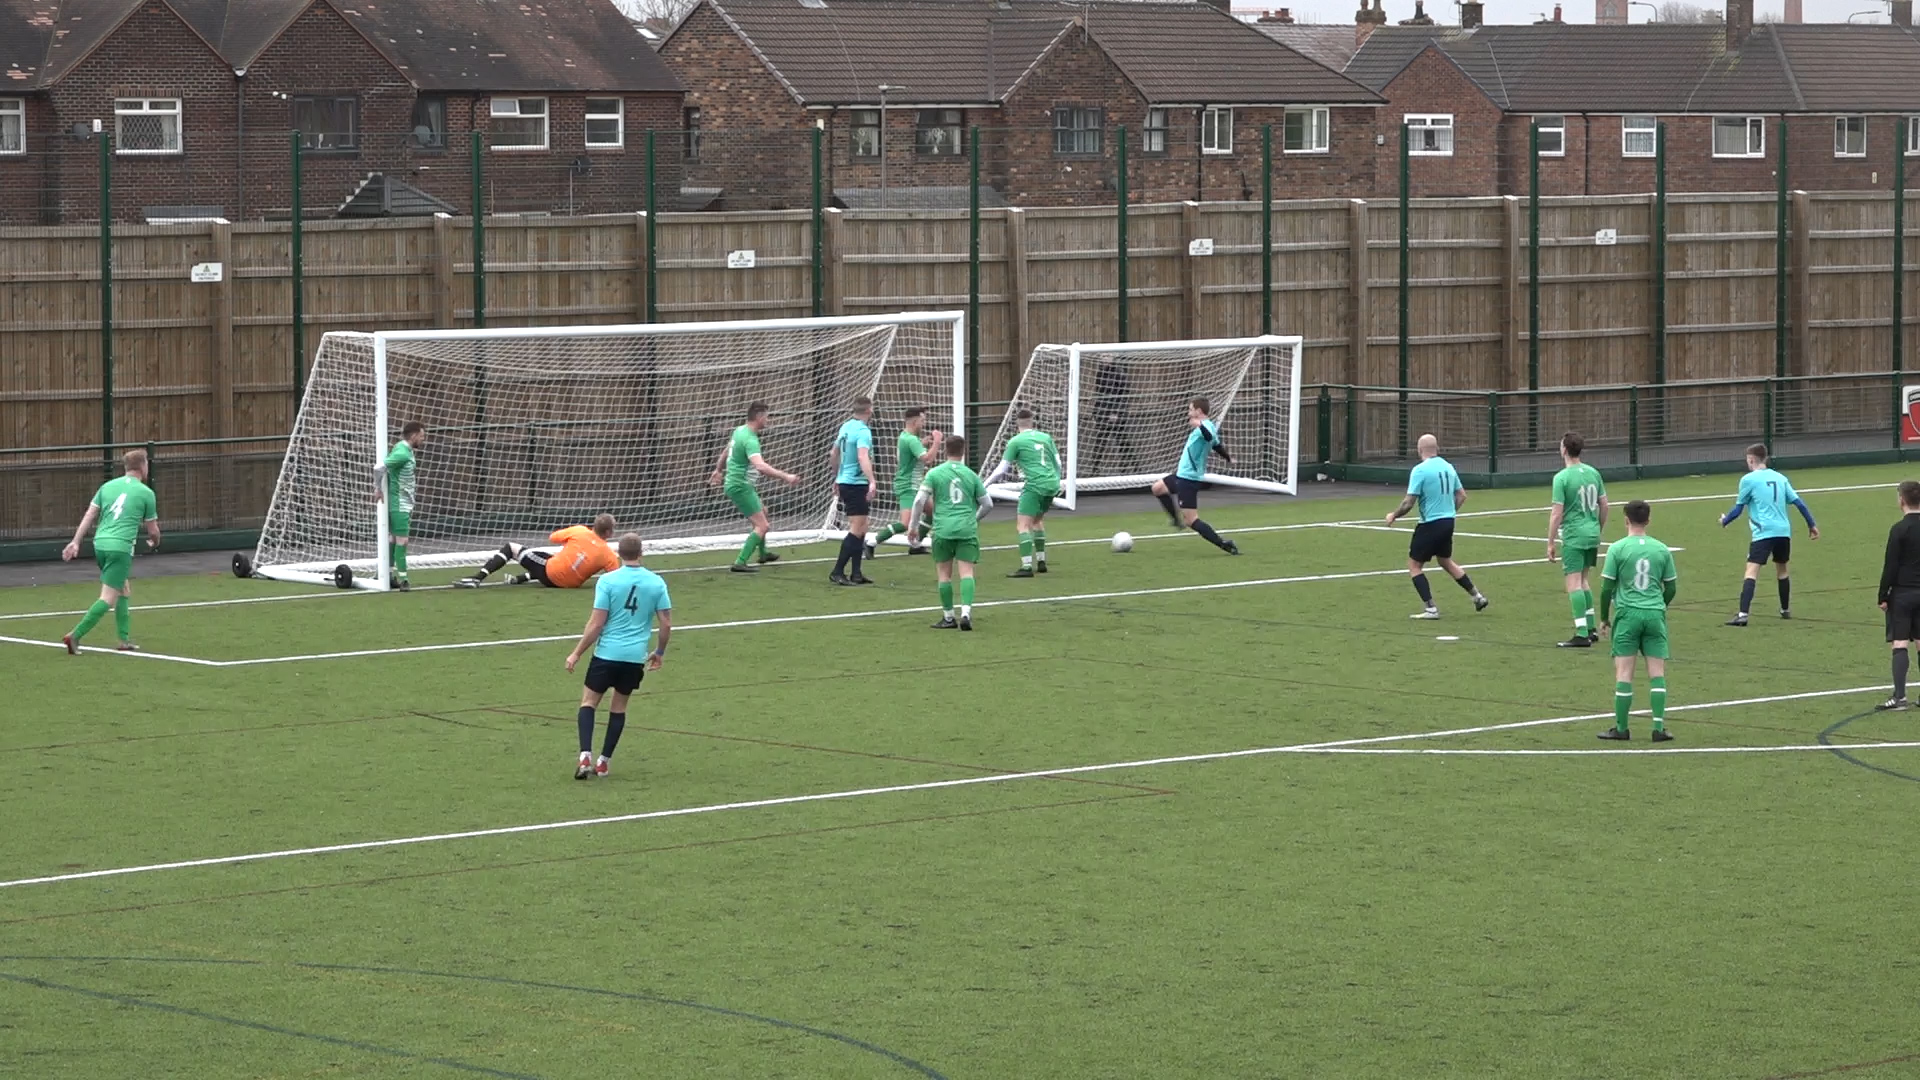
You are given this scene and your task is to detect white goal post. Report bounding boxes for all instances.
[982,335,1303,509]
[250,311,966,590]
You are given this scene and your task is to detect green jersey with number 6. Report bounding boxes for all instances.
[1601,534,1677,612]
[920,460,985,541]
[1003,429,1061,491]
[91,475,157,554]
[1552,463,1605,548]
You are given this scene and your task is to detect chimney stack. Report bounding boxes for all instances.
[1553,3,1563,20]
[1726,0,1753,50]
[1782,0,1802,22]
[1258,6,1296,20]
[1894,0,1914,26]
[1461,0,1484,27]
[1356,0,1388,47]
[1400,0,1435,23]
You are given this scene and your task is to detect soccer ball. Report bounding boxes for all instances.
[1112,531,1133,553]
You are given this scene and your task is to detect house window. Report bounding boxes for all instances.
[1283,106,1329,153]
[1834,115,1865,158]
[1143,108,1169,154]
[411,96,446,149]
[851,109,881,158]
[291,96,357,152]
[1910,116,1920,155]
[114,98,181,155]
[1405,113,1452,155]
[490,97,549,150]
[916,109,962,156]
[684,107,702,161]
[1534,114,1565,157]
[1202,107,1233,154]
[1622,115,1657,158]
[1712,115,1765,158]
[1053,107,1102,156]
[0,98,22,155]
[585,98,624,149]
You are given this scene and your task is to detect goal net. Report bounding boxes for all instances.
[251,312,965,590]
[982,336,1301,509]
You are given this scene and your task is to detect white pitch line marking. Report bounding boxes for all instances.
[0,682,1890,890]
[0,634,224,667]
[1304,742,1920,756]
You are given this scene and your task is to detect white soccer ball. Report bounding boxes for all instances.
[1111,531,1133,553]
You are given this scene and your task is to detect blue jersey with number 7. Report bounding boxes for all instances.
[592,565,671,662]
[1736,468,1798,540]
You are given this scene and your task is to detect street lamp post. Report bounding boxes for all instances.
[878,84,905,208]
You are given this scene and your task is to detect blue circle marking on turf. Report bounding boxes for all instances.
[1818,712,1920,785]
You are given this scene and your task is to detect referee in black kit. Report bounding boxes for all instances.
[1876,480,1920,710]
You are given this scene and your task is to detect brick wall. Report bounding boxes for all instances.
[1374,47,1505,198]
[661,3,813,210]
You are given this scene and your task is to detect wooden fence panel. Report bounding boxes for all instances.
[1667,194,1777,382]
[1535,194,1654,388]
[655,209,812,321]
[1804,193,1895,375]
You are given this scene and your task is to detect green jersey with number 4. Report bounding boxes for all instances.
[1601,534,1677,612]
[920,460,985,541]
[91,475,157,554]
[1552,463,1605,547]
[1004,429,1061,491]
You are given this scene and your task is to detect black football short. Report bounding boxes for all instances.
[1888,589,1920,643]
[1160,474,1200,510]
[518,549,553,585]
[584,657,644,695]
[1747,537,1792,565]
[1409,518,1456,563]
[838,482,872,517]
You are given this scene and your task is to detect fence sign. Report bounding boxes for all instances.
[1594,229,1618,246]
[1187,238,1215,257]
[1904,385,1920,443]
[726,250,756,270]
[190,262,224,283]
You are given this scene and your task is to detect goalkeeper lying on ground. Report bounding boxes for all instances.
[456,514,620,589]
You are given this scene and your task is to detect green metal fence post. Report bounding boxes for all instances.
[145,440,156,491]
[1528,121,1541,452]
[1765,376,1777,451]
[1653,121,1668,447]
[99,125,114,478]
[1487,392,1500,476]
[1116,125,1129,343]
[290,130,306,403]
[811,123,824,318]
[1896,129,1908,449]
[1398,121,1410,459]
[1775,117,1788,379]
[968,125,982,451]
[1628,383,1640,473]
[1317,384,1331,464]
[470,131,486,328]
[644,130,658,323]
[1261,124,1273,336]
[1344,386,1356,465]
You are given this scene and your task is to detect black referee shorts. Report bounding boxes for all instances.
[1888,589,1920,643]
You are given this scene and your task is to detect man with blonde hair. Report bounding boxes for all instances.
[565,533,671,779]
[61,449,161,653]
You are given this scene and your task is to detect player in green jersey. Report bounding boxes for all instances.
[867,406,941,558]
[1547,432,1610,648]
[911,434,992,631]
[374,421,426,591]
[984,409,1062,577]
[709,402,801,573]
[1596,499,1678,742]
[61,448,160,653]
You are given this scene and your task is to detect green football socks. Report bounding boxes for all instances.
[1033,528,1047,564]
[1649,677,1667,731]
[1571,590,1589,632]
[1613,681,1633,733]
[938,581,954,617]
[1018,531,1034,569]
[734,532,759,566]
[114,597,130,642]
[874,522,906,544]
[72,600,110,643]
[391,543,408,579]
[959,576,975,610]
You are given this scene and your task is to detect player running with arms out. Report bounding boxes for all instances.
[374,421,426,590]
[911,434,992,631]
[1719,443,1818,626]
[1548,432,1609,647]
[1874,480,1920,710]
[984,409,1062,577]
[1385,434,1489,620]
[867,406,940,558]
[456,514,618,588]
[564,533,671,779]
[828,397,877,586]
[61,448,160,654]
[1149,398,1240,556]
[710,402,800,574]
[1597,500,1677,742]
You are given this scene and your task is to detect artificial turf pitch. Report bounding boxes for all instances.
[2,464,1918,1079]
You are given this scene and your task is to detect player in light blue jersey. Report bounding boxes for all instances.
[1385,433,1489,619]
[1148,397,1240,555]
[1718,442,1818,625]
[829,396,877,586]
[565,533,672,779]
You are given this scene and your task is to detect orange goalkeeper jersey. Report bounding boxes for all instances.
[544,526,619,589]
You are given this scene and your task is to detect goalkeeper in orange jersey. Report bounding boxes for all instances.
[456,514,620,589]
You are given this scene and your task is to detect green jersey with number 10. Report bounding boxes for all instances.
[1552,463,1606,547]
[1601,534,1677,612]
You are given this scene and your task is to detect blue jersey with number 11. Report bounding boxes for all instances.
[1737,468,1798,540]
[1407,456,1461,522]
[592,565,671,662]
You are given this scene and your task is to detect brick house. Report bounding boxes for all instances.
[1344,2,1920,198]
[0,0,685,224]
[659,0,1382,210]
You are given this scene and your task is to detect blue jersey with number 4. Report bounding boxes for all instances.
[1407,456,1462,522]
[834,419,873,485]
[1737,468,1798,540]
[592,565,671,662]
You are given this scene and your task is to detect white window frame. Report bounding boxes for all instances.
[1834,115,1866,158]
[1909,116,1920,156]
[851,109,881,159]
[1622,115,1657,158]
[0,98,23,155]
[1712,115,1766,159]
[489,96,549,151]
[1405,113,1453,156]
[113,98,182,156]
[1202,106,1233,155]
[1534,114,1566,157]
[291,95,359,152]
[585,97,624,149]
[1283,106,1330,154]
[914,108,963,157]
[1143,107,1169,155]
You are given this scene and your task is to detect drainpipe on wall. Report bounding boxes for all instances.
[234,68,246,220]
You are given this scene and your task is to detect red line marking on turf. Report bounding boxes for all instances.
[1763,1051,1920,1079]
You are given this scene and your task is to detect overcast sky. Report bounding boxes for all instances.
[1231,0,1902,24]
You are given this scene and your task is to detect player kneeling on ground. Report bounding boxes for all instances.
[913,435,991,631]
[1597,500,1677,742]
[457,514,619,589]
[564,533,671,779]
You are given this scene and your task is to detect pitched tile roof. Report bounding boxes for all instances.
[1251,22,1360,72]
[679,0,1379,106]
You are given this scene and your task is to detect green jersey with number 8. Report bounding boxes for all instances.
[1552,463,1606,547]
[920,460,985,541]
[90,475,157,554]
[1601,534,1676,612]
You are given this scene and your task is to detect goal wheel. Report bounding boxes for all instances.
[332,563,355,590]
[231,552,254,579]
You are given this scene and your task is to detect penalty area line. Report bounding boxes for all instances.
[1304,741,1920,756]
[0,634,224,666]
[0,682,1889,890]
